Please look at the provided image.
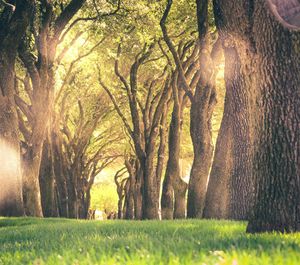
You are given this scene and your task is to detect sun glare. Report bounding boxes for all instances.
[0,139,22,207]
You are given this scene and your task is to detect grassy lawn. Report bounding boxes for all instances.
[1,218,300,265]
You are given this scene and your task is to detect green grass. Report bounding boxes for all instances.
[1,218,300,265]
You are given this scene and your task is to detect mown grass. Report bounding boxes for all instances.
[0,218,300,265]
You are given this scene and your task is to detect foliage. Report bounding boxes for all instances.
[90,182,118,212]
[1,218,300,264]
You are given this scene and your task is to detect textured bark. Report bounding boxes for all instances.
[51,129,69,217]
[187,84,216,218]
[187,0,217,218]
[0,0,33,216]
[203,63,234,219]
[203,44,254,220]
[155,102,169,207]
[134,162,143,220]
[67,168,79,219]
[161,94,188,219]
[247,0,300,233]
[0,106,23,216]
[39,137,57,217]
[173,177,188,219]
[203,0,255,220]
[124,178,135,220]
[18,0,85,217]
[161,106,181,219]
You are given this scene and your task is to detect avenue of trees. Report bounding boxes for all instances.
[0,0,299,233]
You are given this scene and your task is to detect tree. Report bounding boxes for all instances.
[0,0,33,216]
[247,0,300,233]
[16,0,86,217]
[160,0,218,218]
[100,38,172,219]
[160,42,199,219]
[200,0,300,231]
[203,0,255,220]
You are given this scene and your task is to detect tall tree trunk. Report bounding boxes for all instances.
[173,177,188,219]
[203,77,233,218]
[203,0,255,220]
[67,172,79,219]
[0,0,33,216]
[39,136,57,217]
[22,123,49,217]
[83,188,91,219]
[18,0,85,217]
[247,0,300,233]
[0,96,23,216]
[187,50,217,218]
[187,85,216,218]
[161,95,187,219]
[156,102,169,216]
[51,129,69,217]
[143,154,160,219]
[18,43,55,217]
[161,108,181,219]
[123,176,134,220]
[203,44,254,220]
[124,174,135,220]
[186,0,217,218]
[134,163,143,220]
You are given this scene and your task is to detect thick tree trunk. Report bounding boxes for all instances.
[51,130,69,217]
[134,165,143,220]
[18,0,85,217]
[186,0,217,219]
[203,44,254,220]
[0,0,33,216]
[22,110,52,217]
[203,0,255,220]
[39,137,57,217]
[203,81,233,219]
[187,84,216,218]
[161,110,180,219]
[0,59,23,216]
[117,195,124,219]
[143,155,160,219]
[67,174,79,219]
[247,0,300,233]
[173,177,188,219]
[161,96,187,219]
[124,176,135,220]
[0,97,23,216]
[83,189,91,219]
[22,152,44,217]
[155,103,169,195]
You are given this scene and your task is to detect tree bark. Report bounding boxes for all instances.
[247,0,300,233]
[173,177,188,219]
[0,0,33,216]
[134,161,143,220]
[203,0,255,220]
[18,0,85,217]
[187,0,217,217]
[39,136,57,217]
[161,94,187,219]
[187,83,216,218]
[203,44,254,220]
[51,129,69,217]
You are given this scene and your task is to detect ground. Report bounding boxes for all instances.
[0,218,300,265]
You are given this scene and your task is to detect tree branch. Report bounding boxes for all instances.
[160,0,194,101]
